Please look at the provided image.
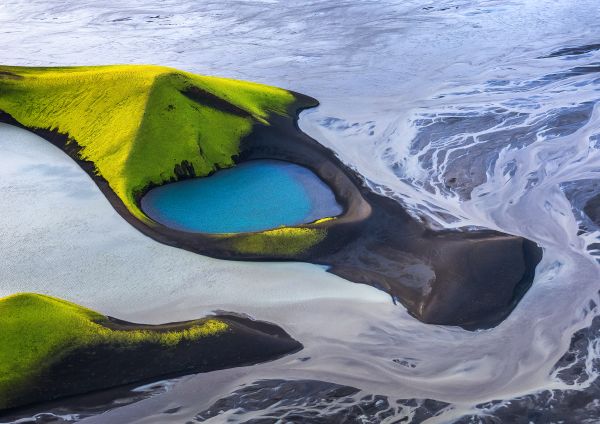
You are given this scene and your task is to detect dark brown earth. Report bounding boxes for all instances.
[3,314,302,413]
[0,90,542,330]
[240,97,542,329]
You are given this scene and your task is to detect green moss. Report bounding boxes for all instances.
[0,65,328,255]
[0,293,228,408]
[232,227,327,256]
[0,65,295,221]
[312,216,336,224]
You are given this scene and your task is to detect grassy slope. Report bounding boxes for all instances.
[232,227,327,255]
[0,65,328,255]
[0,293,227,408]
[0,65,294,221]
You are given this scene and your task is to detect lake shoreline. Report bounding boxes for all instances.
[140,159,343,234]
[0,87,541,330]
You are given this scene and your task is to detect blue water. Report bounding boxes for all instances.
[141,160,343,233]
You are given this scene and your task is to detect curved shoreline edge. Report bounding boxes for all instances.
[0,293,302,413]
[0,65,542,330]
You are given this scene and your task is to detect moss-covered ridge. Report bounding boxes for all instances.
[0,65,334,257]
[0,293,227,409]
[0,293,303,411]
[0,65,295,222]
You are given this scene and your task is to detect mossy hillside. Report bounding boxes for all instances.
[231,226,327,256]
[0,293,228,408]
[0,65,296,221]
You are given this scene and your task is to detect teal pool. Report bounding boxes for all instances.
[141,160,343,234]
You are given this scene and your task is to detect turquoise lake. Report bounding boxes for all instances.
[141,160,343,233]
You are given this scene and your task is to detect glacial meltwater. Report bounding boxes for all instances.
[141,160,342,233]
[4,1,600,423]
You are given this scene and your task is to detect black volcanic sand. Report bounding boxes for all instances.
[2,314,302,415]
[195,379,450,423]
[2,379,450,424]
[237,95,542,330]
[583,193,600,226]
[0,91,542,330]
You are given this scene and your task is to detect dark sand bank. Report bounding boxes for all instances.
[0,90,542,330]
[1,313,302,414]
[238,94,542,329]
